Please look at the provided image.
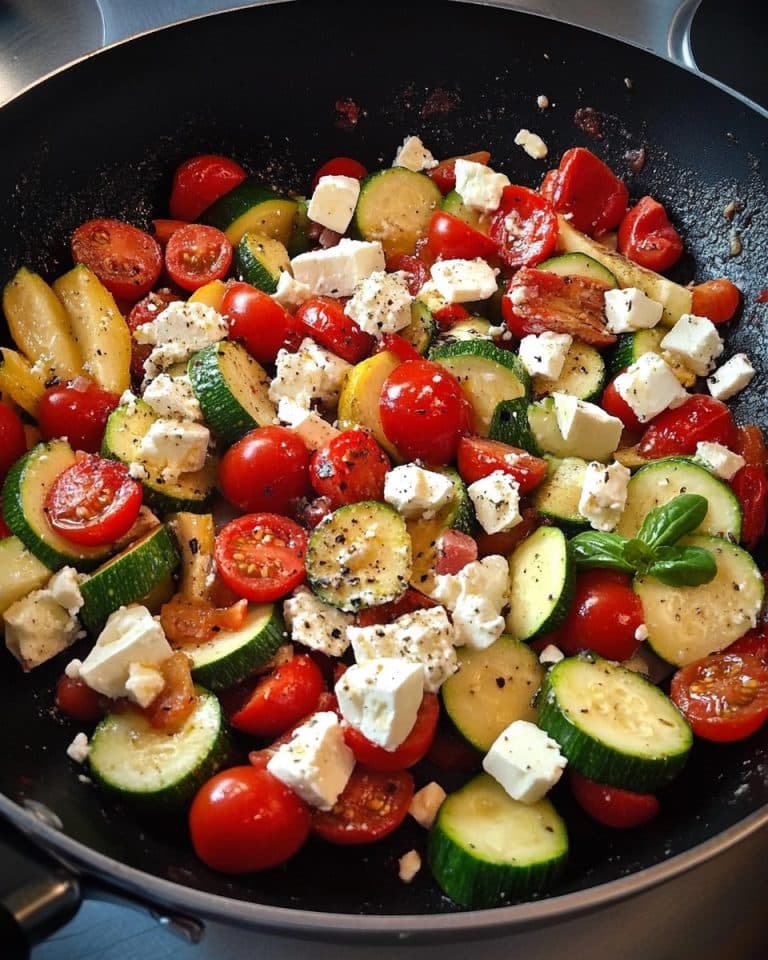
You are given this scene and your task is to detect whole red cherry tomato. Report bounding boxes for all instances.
[37,378,120,454]
[227,655,326,738]
[488,184,558,268]
[540,147,628,236]
[309,429,390,508]
[557,569,644,662]
[311,156,368,190]
[570,771,660,828]
[426,211,497,261]
[292,297,374,364]
[637,395,737,459]
[617,196,684,272]
[221,282,295,364]
[218,426,311,515]
[169,154,247,222]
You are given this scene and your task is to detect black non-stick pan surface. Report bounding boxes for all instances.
[1,0,767,937]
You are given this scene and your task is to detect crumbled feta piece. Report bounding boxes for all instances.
[468,471,522,535]
[635,623,649,643]
[66,732,90,764]
[267,711,355,810]
[482,720,567,804]
[514,129,548,160]
[290,239,386,297]
[539,644,564,666]
[136,302,227,375]
[47,567,84,616]
[518,332,572,380]
[335,657,424,751]
[283,586,353,657]
[124,662,165,709]
[578,460,631,532]
[137,418,210,480]
[409,781,446,828]
[429,556,509,650]
[613,352,689,424]
[695,441,746,481]
[415,280,449,314]
[537,94,549,109]
[128,461,149,481]
[348,607,458,693]
[65,659,82,679]
[707,353,756,401]
[453,158,510,213]
[660,313,724,376]
[344,270,413,335]
[552,393,623,461]
[271,270,312,311]
[269,337,352,411]
[277,399,340,451]
[393,135,438,172]
[4,590,84,671]
[398,849,422,883]
[307,175,361,234]
[430,258,498,303]
[119,390,138,415]
[604,287,663,334]
[383,463,455,519]
[142,374,203,422]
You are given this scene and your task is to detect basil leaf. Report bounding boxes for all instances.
[622,537,655,570]
[646,545,717,587]
[637,494,709,550]
[570,531,635,573]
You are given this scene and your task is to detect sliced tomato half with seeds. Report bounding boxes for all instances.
[214,513,308,603]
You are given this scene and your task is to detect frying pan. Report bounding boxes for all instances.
[1,0,767,954]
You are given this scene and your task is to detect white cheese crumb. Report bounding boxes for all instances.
[398,849,422,884]
[66,732,90,764]
[514,129,548,160]
[409,781,447,829]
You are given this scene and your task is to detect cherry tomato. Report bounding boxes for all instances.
[601,375,644,432]
[354,588,436,628]
[379,359,472,464]
[731,465,768,550]
[55,675,109,724]
[169,154,247,222]
[0,401,27,482]
[126,288,179,380]
[539,147,628,236]
[734,424,768,471]
[375,333,422,363]
[727,625,768,667]
[218,426,312,515]
[311,156,368,190]
[434,529,478,576]
[227,655,326,738]
[385,253,430,295]
[214,513,307,603]
[309,429,390,507]
[45,455,142,547]
[617,196,684,273]
[432,304,470,330]
[474,508,541,558]
[690,278,741,325]
[343,693,440,772]
[456,436,548,494]
[164,224,232,292]
[292,297,374,364]
[189,765,311,873]
[637,395,737,459]
[426,211,497,261]
[142,652,196,733]
[557,569,644,661]
[311,767,414,845]
[300,495,334,529]
[428,150,491,195]
[37,379,120,455]
[221,282,295,365]
[670,652,768,742]
[71,218,162,302]
[489,184,558,269]
[570,771,660,828]
[151,218,188,247]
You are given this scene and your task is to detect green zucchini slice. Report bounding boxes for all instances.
[399,301,435,356]
[532,339,606,403]
[354,167,441,258]
[506,525,574,641]
[0,536,52,618]
[234,232,290,293]
[532,457,590,529]
[538,251,618,287]
[201,179,298,247]
[488,397,543,455]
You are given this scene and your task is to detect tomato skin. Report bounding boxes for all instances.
[164,224,232,292]
[292,297,374,364]
[426,211,497,261]
[71,218,162,302]
[218,426,311,515]
[190,765,311,873]
[456,436,548,494]
[432,304,470,330]
[151,218,188,247]
[379,359,472,464]
[375,333,422,364]
[731,464,768,550]
[311,767,414,845]
[617,196,684,272]
[428,151,491,195]
[570,771,660,828]
[160,596,248,647]
[214,513,307,603]
[474,508,540,558]
[601,376,643,432]
[311,156,368,190]
[637,395,737,459]
[734,424,768,471]
[489,184,558,269]
[309,429,390,508]
[227,655,326,738]
[37,378,121,454]
[690,278,741,325]
[354,588,436,628]
[557,569,643,661]
[540,147,628,236]
[385,253,430,295]
[727,625,768,667]
[0,401,27,481]
[299,495,334,529]
[343,693,440,771]
[55,675,109,724]
[126,287,179,380]
[170,154,247,222]
[670,652,768,742]
[434,529,478,576]
[221,282,294,365]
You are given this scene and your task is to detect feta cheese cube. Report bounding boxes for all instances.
[409,781,446,828]
[78,605,172,700]
[348,607,458,693]
[695,441,746,481]
[429,555,509,650]
[335,657,424,751]
[538,644,564,666]
[277,399,340,451]
[383,463,455,519]
[429,258,499,303]
[344,270,413,335]
[613,352,689,424]
[398,850,422,883]
[142,373,203,422]
[660,313,724,376]
[124,662,165,708]
[468,471,522,534]
[393,135,438,172]
[307,175,361,234]
[290,239,385,297]
[267,711,355,810]
[552,393,623,461]
[514,129,548,160]
[518,332,572,380]
[578,460,631,532]
[138,418,210,479]
[283,586,353,657]
[453,159,510,213]
[66,732,90,764]
[707,353,756,400]
[269,337,352,411]
[604,287,663,334]
[47,566,84,616]
[271,270,312,311]
[482,719,567,803]
[135,301,227,375]
[4,590,83,671]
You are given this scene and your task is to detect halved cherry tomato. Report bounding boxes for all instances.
[556,569,643,662]
[214,513,307,603]
[221,282,295,365]
[734,424,768,471]
[0,401,27,482]
[311,767,414,845]
[151,218,188,247]
[169,154,247,222]
[617,196,683,273]
[690,278,741,325]
[385,253,430,295]
[375,333,422,363]
[55,675,109,724]
[71,218,162,302]
[247,692,341,769]
[432,304,470,330]
[489,184,558,268]
[637,394,737,458]
[474,508,541,558]
[311,156,368,190]
[601,375,643,432]
[428,150,491,195]
[570,771,660,828]
[426,211,497,261]
[126,288,179,380]
[379,359,472,464]
[539,147,628,236]
[434,529,478,575]
[727,625,768,667]
[37,378,121,455]
[190,765,311,873]
[299,495,334,529]
[218,426,312,515]
[45,455,142,547]
[670,652,768,742]
[164,223,232,292]
[343,693,440,771]
[292,296,374,364]
[143,651,197,732]
[227,655,326,738]
[456,436,548,494]
[160,596,248,646]
[309,429,390,508]
[355,588,436,628]
[501,268,616,347]
[731,464,768,550]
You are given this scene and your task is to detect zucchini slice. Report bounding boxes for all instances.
[440,189,487,229]
[538,654,692,792]
[506,526,574,641]
[188,340,276,445]
[538,251,618,287]
[532,340,606,403]
[532,457,590,529]
[354,167,441,257]
[441,635,543,752]
[201,179,298,246]
[336,349,401,461]
[287,197,312,257]
[433,316,494,347]
[399,301,435,356]
[306,501,411,611]
[234,232,290,293]
[428,773,568,908]
[408,467,475,590]
[609,328,666,376]
[489,397,543,455]
[636,535,764,666]
[0,536,52,618]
